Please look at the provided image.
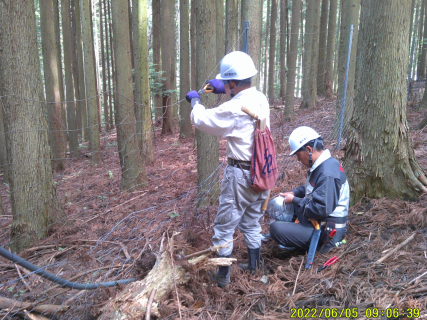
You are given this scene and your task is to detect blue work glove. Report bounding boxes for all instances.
[206,79,225,94]
[186,90,200,103]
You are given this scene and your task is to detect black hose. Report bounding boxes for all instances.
[0,246,136,290]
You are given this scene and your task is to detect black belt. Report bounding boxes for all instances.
[228,158,251,171]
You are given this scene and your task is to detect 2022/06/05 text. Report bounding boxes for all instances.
[290,307,420,318]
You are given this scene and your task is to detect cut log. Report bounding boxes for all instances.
[0,296,68,314]
[99,234,236,319]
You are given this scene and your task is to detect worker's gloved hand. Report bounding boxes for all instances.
[186,90,200,103]
[206,79,225,94]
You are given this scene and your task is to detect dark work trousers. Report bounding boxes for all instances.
[270,221,347,253]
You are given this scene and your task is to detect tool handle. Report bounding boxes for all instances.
[241,106,259,120]
[203,83,214,93]
[262,190,271,211]
[309,219,320,230]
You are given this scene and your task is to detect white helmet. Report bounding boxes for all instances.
[215,51,258,81]
[288,126,321,155]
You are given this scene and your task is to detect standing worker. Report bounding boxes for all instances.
[186,51,270,288]
[267,126,349,253]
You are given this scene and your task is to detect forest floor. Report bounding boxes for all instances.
[0,94,427,320]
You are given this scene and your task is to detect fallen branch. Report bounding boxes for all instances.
[145,288,157,320]
[20,309,50,320]
[15,264,32,292]
[0,297,69,314]
[373,233,416,266]
[293,259,304,295]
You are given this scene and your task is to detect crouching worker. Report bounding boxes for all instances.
[185,51,270,288]
[266,126,349,254]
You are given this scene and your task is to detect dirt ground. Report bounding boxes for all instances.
[0,95,427,320]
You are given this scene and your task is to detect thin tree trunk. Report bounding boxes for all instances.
[225,0,239,52]
[217,0,225,66]
[80,0,102,165]
[284,0,302,120]
[152,0,163,121]
[195,0,219,207]
[104,0,113,131]
[62,0,79,157]
[111,0,147,191]
[190,0,196,88]
[100,0,110,132]
[40,0,67,171]
[417,0,426,80]
[267,0,278,102]
[325,0,338,99]
[133,0,154,163]
[263,0,271,95]
[419,0,427,80]
[344,0,427,202]
[70,0,82,136]
[317,0,329,96]
[0,0,66,253]
[76,0,89,141]
[241,0,263,89]
[170,0,179,124]
[180,0,194,138]
[296,3,304,97]
[108,0,117,128]
[333,0,360,136]
[279,0,288,105]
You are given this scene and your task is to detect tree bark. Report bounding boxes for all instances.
[133,0,154,163]
[301,0,321,109]
[190,0,197,88]
[241,0,263,89]
[417,0,426,80]
[100,0,110,132]
[152,0,163,121]
[179,0,194,139]
[70,0,82,136]
[107,0,116,129]
[284,0,301,120]
[40,0,67,171]
[263,0,271,95]
[419,0,427,80]
[111,0,147,191]
[317,0,329,95]
[325,0,338,99]
[196,0,220,207]
[0,0,66,253]
[333,0,360,137]
[225,0,239,52]
[62,0,79,157]
[344,0,427,203]
[279,0,288,105]
[267,0,278,102]
[103,0,113,131]
[80,0,102,165]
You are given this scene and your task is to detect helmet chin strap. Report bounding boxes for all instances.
[230,89,235,98]
[307,139,319,167]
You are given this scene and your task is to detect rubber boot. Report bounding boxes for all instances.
[209,254,231,288]
[239,248,261,273]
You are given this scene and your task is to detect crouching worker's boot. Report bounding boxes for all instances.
[209,254,231,288]
[239,247,261,274]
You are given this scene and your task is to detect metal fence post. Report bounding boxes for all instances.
[336,24,354,150]
[242,21,249,54]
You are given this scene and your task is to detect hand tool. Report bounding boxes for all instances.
[319,228,336,253]
[305,219,321,269]
[317,255,339,272]
[198,83,214,95]
[335,239,347,247]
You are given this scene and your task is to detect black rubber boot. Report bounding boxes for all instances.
[239,248,261,273]
[209,254,231,288]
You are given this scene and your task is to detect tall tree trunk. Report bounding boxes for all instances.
[128,0,135,71]
[317,0,329,95]
[417,0,426,80]
[104,0,113,131]
[133,0,154,163]
[195,0,219,207]
[152,0,163,121]
[284,0,301,120]
[296,3,304,97]
[268,0,278,102]
[217,0,225,66]
[76,0,89,141]
[333,1,341,93]
[111,0,147,191]
[180,0,194,138]
[62,0,79,157]
[161,0,174,134]
[100,0,110,132]
[325,0,338,99]
[0,83,9,183]
[70,0,82,136]
[0,0,66,253]
[301,0,321,109]
[279,0,288,105]
[241,0,263,89]
[190,0,196,88]
[409,0,416,50]
[40,0,67,171]
[170,0,179,124]
[344,0,427,203]
[334,0,360,136]
[80,0,102,165]
[108,1,117,128]
[263,0,271,95]
[225,0,239,52]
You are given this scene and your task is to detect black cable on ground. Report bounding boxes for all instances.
[0,246,136,290]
